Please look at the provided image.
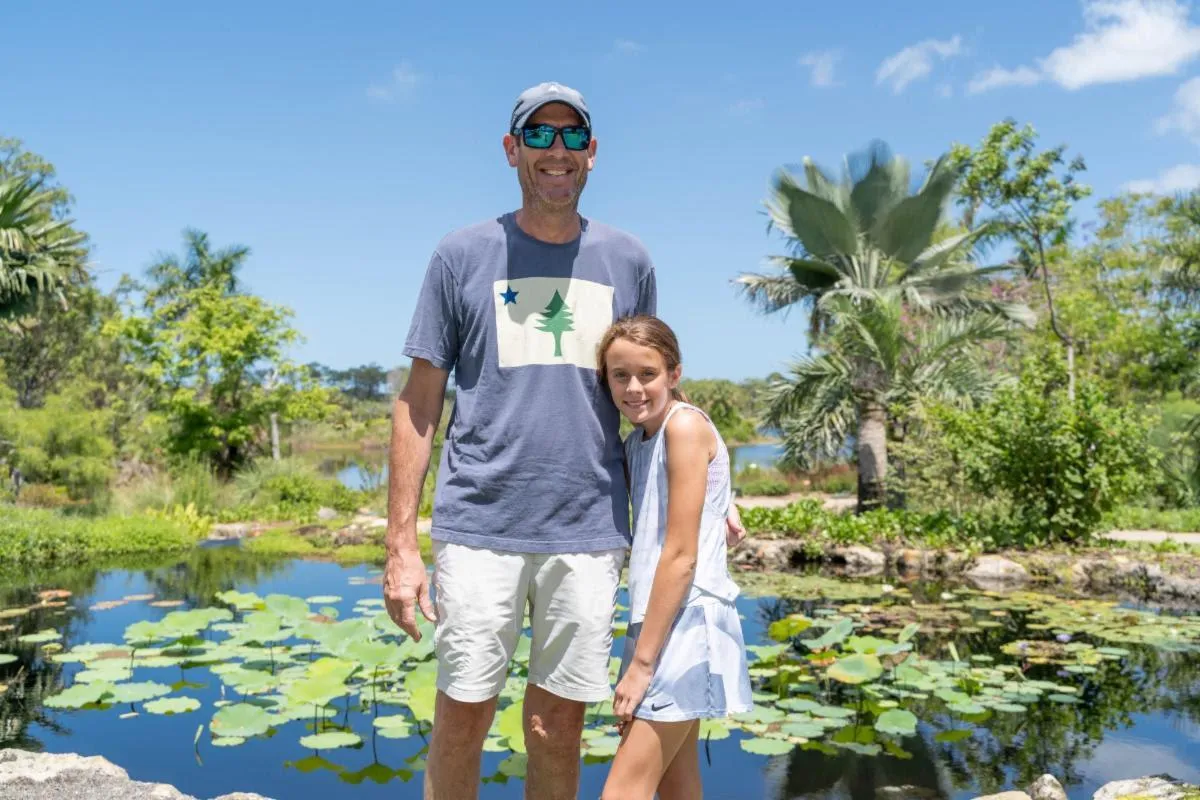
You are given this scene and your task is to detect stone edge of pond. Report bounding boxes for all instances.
[734,536,1200,605]
[0,749,274,800]
[959,771,1200,800]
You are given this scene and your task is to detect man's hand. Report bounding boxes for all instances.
[383,548,436,641]
[726,504,746,548]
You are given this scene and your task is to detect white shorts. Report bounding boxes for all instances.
[431,540,624,704]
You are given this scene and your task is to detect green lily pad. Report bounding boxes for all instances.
[0,654,18,666]
[740,737,794,755]
[298,731,362,750]
[212,736,246,747]
[827,654,883,685]
[108,681,173,705]
[144,697,201,715]
[498,753,529,777]
[211,703,273,738]
[18,629,61,645]
[874,709,918,736]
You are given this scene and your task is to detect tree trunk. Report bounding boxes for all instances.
[856,402,888,513]
[1066,342,1076,403]
[270,413,281,461]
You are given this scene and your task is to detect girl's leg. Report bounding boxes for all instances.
[656,720,701,800]
[601,718,695,800]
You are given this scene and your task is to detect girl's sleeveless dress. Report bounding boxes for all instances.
[618,402,754,722]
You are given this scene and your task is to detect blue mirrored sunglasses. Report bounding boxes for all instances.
[515,124,591,151]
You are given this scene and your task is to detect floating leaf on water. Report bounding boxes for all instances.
[732,706,786,724]
[585,735,622,758]
[934,729,972,743]
[482,737,508,752]
[17,629,60,645]
[45,681,115,709]
[740,737,794,756]
[212,736,246,747]
[767,614,813,643]
[991,703,1027,713]
[827,654,883,685]
[91,600,129,612]
[0,655,17,666]
[498,753,528,777]
[306,596,342,605]
[210,703,273,738]
[298,731,362,750]
[874,709,918,737]
[108,681,173,705]
[149,601,186,609]
[497,701,527,753]
[781,721,825,739]
[699,718,731,741]
[145,697,201,715]
[1048,694,1080,704]
[38,589,72,601]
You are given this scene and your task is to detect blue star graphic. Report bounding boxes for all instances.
[500,285,519,305]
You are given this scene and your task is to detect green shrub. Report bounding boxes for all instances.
[168,457,227,512]
[936,365,1158,545]
[1,392,114,502]
[0,505,200,565]
[739,478,791,497]
[15,484,76,510]
[1104,505,1200,533]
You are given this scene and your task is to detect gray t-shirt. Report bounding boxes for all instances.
[404,212,656,553]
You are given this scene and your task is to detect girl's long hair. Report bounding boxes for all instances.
[596,315,688,402]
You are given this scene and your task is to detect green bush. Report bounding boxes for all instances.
[1104,505,1200,533]
[0,505,200,565]
[1,392,114,502]
[936,365,1158,545]
[739,478,791,497]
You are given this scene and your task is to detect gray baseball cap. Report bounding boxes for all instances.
[509,82,591,132]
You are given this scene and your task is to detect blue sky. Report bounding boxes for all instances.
[7,0,1200,381]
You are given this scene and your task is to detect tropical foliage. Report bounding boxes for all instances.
[738,143,1031,510]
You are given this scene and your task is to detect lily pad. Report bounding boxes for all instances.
[740,737,794,755]
[827,654,883,685]
[874,708,918,736]
[210,703,273,738]
[144,697,201,715]
[298,731,362,750]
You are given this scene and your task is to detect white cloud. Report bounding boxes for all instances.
[1124,162,1200,193]
[613,39,646,55]
[967,65,1043,94]
[798,50,840,87]
[728,98,765,116]
[876,35,963,94]
[937,82,954,98]
[1085,736,1200,785]
[969,0,1200,94]
[1156,75,1200,137]
[367,62,421,102]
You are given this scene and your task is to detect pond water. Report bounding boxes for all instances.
[1,550,1199,800]
[326,442,785,491]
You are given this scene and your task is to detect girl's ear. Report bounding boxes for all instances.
[669,364,682,389]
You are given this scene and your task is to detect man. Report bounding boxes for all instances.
[384,81,655,800]
[385,82,744,799]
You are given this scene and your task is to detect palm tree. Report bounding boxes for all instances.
[141,228,249,314]
[766,295,1016,510]
[737,143,1031,510]
[0,177,86,317]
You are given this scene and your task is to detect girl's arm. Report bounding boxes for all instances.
[614,410,714,722]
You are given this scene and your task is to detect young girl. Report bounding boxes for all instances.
[597,315,753,800]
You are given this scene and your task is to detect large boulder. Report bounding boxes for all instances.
[828,545,886,575]
[1028,774,1068,800]
[0,749,274,799]
[1093,775,1198,800]
[964,555,1030,589]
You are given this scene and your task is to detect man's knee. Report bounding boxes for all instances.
[434,691,496,745]
[524,692,585,754]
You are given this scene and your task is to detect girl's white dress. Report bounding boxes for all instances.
[619,402,754,722]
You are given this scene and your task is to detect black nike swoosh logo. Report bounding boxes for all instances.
[650,701,672,711]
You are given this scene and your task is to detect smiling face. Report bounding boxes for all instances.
[603,337,682,436]
[503,102,597,214]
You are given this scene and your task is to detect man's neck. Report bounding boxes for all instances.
[514,207,582,244]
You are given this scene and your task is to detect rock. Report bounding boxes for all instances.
[331,525,374,547]
[876,786,941,800]
[207,522,251,542]
[352,514,387,528]
[1093,775,1197,800]
[316,507,338,521]
[732,538,814,572]
[937,550,968,573]
[896,549,928,572]
[0,749,276,799]
[964,555,1030,589]
[829,545,886,574]
[1028,774,1068,800]
[973,793,1032,800]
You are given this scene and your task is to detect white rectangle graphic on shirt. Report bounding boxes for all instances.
[493,277,614,369]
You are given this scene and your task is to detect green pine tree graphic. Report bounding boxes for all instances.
[536,290,575,357]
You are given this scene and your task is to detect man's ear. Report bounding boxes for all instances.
[503,134,519,167]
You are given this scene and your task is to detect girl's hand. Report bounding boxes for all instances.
[726,504,746,548]
[613,661,653,725]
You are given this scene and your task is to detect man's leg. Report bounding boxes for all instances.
[525,548,625,800]
[523,683,586,800]
[426,541,530,800]
[425,691,497,800]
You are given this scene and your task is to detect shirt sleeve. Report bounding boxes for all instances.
[636,259,657,317]
[402,250,460,371]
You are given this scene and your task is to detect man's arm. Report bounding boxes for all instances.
[383,358,449,640]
